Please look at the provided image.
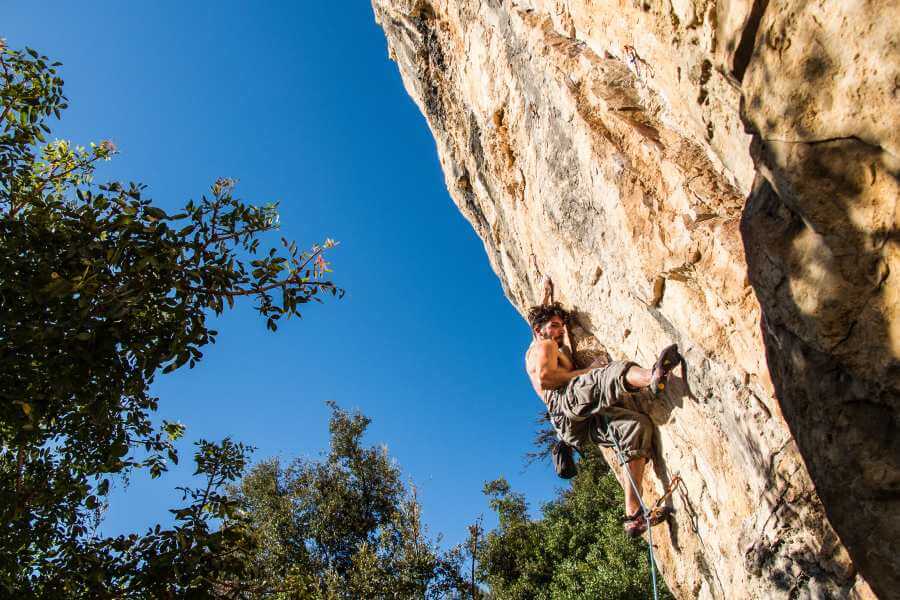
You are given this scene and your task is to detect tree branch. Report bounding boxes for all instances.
[294,245,326,274]
[0,103,10,130]
[194,457,220,528]
[15,445,24,494]
[205,226,267,248]
[34,154,96,193]
[0,54,11,128]
[189,279,338,299]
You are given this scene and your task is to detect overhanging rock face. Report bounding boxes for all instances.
[372,1,897,597]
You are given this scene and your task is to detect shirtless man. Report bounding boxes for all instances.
[525,299,681,537]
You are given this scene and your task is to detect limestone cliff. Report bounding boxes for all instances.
[372,1,897,597]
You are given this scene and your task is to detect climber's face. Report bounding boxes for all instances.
[537,316,566,346]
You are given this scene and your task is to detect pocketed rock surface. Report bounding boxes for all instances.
[372,0,896,597]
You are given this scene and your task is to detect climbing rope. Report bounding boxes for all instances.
[608,425,663,600]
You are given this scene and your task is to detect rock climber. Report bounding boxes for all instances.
[524,278,682,537]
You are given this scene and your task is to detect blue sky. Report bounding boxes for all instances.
[6,2,560,548]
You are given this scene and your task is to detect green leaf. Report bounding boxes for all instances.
[144,206,168,220]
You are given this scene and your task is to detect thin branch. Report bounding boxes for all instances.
[205,226,267,247]
[34,154,96,193]
[194,458,220,528]
[0,54,11,127]
[189,278,338,298]
[15,445,24,494]
[7,153,99,219]
[208,201,219,245]
[0,103,11,130]
[294,245,325,272]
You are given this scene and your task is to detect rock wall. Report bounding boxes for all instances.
[372,0,896,597]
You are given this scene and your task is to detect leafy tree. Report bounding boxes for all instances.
[474,454,674,600]
[56,438,258,598]
[227,402,464,599]
[0,41,341,596]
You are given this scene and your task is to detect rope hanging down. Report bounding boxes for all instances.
[608,425,671,600]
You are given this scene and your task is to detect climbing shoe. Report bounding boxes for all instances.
[649,343,683,396]
[623,506,673,537]
[623,513,647,538]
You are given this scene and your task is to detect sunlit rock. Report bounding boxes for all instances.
[373,0,896,597]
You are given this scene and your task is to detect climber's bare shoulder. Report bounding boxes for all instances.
[525,339,564,396]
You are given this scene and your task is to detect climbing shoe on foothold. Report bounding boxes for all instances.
[649,343,682,396]
[623,513,647,538]
[623,506,672,537]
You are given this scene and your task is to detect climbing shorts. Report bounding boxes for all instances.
[590,406,653,463]
[544,360,653,462]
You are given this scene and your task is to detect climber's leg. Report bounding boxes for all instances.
[573,360,639,409]
[623,456,646,516]
[593,356,669,397]
[623,344,685,394]
[592,409,654,527]
[615,412,653,516]
[624,364,652,390]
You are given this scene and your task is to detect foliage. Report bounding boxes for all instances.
[524,411,558,467]
[227,402,466,599]
[1,37,676,600]
[45,439,257,598]
[474,453,674,600]
[0,41,341,596]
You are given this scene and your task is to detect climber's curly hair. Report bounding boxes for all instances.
[527,302,570,333]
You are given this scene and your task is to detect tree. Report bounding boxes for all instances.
[227,402,463,599]
[0,41,341,596]
[475,454,674,600]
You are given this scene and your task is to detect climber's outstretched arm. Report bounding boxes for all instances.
[541,275,554,306]
[540,275,581,360]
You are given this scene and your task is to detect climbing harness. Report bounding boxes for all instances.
[607,423,671,600]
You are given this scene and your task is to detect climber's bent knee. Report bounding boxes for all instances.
[619,446,652,463]
[596,360,640,405]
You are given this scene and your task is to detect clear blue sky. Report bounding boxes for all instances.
[6,2,560,548]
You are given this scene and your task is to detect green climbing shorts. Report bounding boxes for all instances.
[544,360,653,463]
